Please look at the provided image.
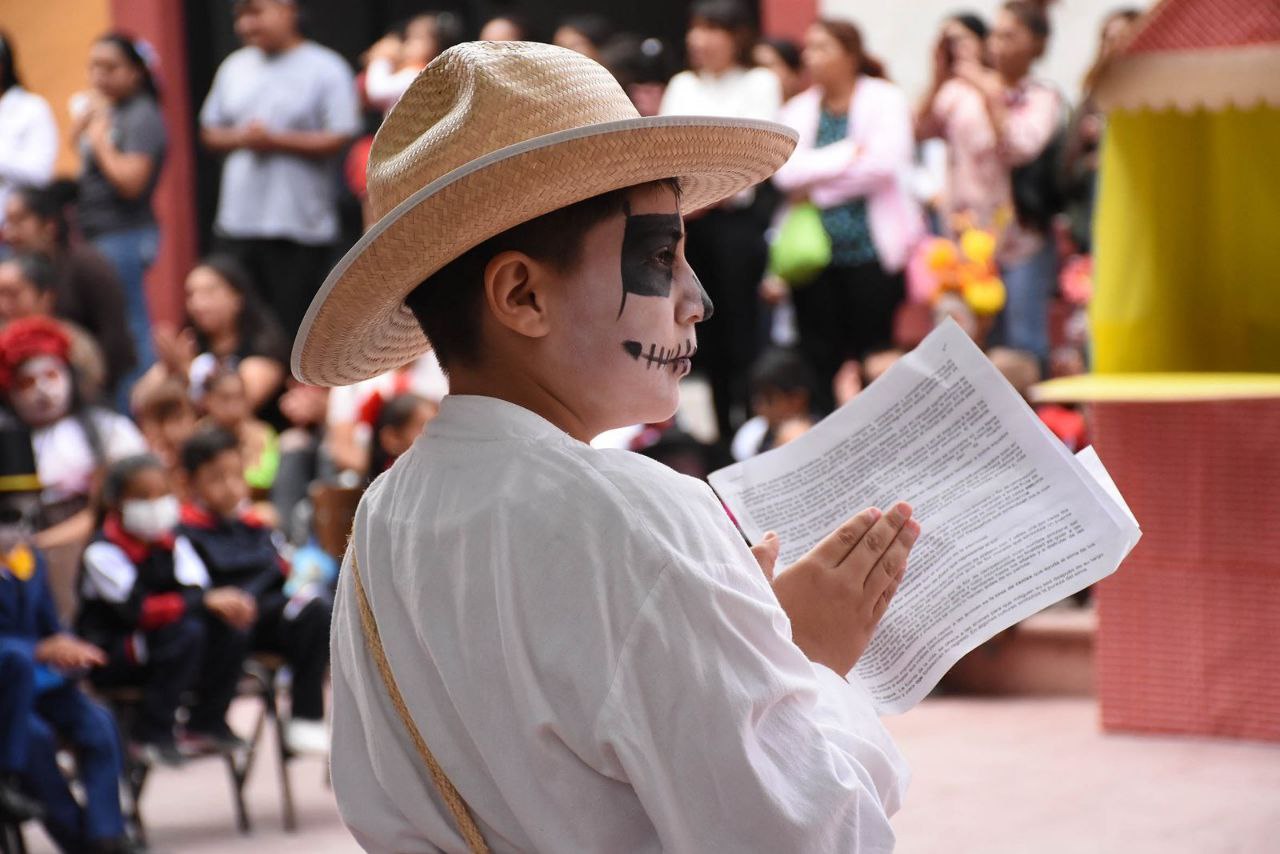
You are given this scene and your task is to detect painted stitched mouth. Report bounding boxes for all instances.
[623,339,697,370]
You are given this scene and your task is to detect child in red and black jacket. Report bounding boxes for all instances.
[177,428,332,755]
[76,454,256,765]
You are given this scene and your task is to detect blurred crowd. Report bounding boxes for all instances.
[0,0,1141,849]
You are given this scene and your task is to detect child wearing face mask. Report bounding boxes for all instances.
[176,427,332,755]
[76,454,256,764]
[0,412,133,854]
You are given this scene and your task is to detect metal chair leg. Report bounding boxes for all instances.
[265,678,298,831]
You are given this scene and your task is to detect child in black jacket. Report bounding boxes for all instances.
[78,454,255,764]
[177,428,332,755]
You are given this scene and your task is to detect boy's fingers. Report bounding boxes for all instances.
[865,519,919,598]
[751,532,780,583]
[872,561,908,621]
[846,502,912,583]
[809,507,882,567]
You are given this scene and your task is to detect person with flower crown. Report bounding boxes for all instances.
[302,41,920,852]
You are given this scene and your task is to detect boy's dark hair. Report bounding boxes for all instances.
[404,178,680,372]
[749,348,816,399]
[179,426,240,476]
[1003,1,1051,40]
[202,365,244,397]
[6,253,56,295]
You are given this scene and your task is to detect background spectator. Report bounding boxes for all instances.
[3,184,137,400]
[199,367,279,499]
[731,347,816,460]
[199,0,359,338]
[136,254,289,427]
[176,427,331,755]
[366,392,436,485]
[1063,7,1142,254]
[753,37,805,102]
[0,253,109,401]
[916,1,1063,362]
[553,14,617,63]
[479,14,529,42]
[773,19,924,412]
[660,0,781,441]
[133,376,197,471]
[78,453,254,763]
[72,33,167,399]
[0,32,57,234]
[362,13,463,114]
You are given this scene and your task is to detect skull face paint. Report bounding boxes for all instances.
[617,201,713,374]
[11,355,72,428]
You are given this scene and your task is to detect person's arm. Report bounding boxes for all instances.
[85,113,155,200]
[997,84,1061,167]
[200,124,246,154]
[594,541,910,848]
[33,509,95,551]
[0,96,57,186]
[238,355,285,412]
[808,84,915,208]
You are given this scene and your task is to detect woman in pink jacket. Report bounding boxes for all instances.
[773,19,924,410]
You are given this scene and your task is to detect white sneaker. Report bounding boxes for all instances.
[284,718,329,755]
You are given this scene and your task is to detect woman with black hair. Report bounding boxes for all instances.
[753,37,805,102]
[72,32,168,400]
[660,0,782,442]
[133,255,289,424]
[2,184,136,400]
[0,30,57,232]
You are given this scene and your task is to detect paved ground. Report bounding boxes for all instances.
[23,695,1280,852]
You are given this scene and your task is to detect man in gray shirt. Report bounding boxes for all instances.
[200,0,360,337]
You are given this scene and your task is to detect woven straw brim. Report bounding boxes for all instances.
[292,116,797,387]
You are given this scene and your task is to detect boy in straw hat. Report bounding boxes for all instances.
[295,41,919,852]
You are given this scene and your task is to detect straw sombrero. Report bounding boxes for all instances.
[292,41,798,387]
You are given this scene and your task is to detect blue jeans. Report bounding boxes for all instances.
[0,640,126,848]
[91,225,159,406]
[997,240,1058,363]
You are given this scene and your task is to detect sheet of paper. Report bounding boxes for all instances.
[709,320,1141,715]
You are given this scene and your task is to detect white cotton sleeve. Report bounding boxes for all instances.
[593,558,907,852]
[82,541,137,603]
[173,536,212,589]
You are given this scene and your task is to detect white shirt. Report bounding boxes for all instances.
[331,395,907,852]
[199,42,360,244]
[0,86,58,227]
[33,408,148,505]
[659,67,782,122]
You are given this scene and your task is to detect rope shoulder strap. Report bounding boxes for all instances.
[348,546,490,854]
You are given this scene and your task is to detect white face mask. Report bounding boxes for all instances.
[121,495,180,542]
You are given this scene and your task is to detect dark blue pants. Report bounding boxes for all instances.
[91,614,205,744]
[0,640,126,850]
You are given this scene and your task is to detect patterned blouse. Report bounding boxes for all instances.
[815,108,878,268]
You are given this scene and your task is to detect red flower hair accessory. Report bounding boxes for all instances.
[0,317,71,392]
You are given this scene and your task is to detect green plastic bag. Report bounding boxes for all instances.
[768,202,831,286]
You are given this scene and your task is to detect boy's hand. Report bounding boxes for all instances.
[769,503,919,676]
[205,587,258,630]
[35,633,107,671]
[750,531,781,582]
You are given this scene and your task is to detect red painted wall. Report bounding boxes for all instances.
[110,0,196,328]
[761,0,818,42]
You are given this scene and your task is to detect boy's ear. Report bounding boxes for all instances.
[482,250,552,341]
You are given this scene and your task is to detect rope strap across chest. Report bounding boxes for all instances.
[348,547,490,853]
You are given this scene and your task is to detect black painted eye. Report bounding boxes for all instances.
[654,249,676,267]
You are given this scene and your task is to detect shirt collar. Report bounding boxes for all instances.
[426,395,577,444]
